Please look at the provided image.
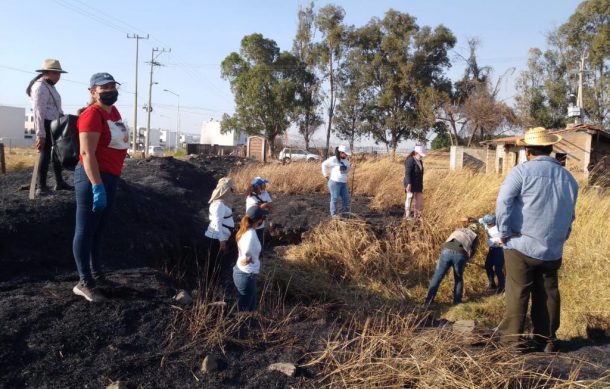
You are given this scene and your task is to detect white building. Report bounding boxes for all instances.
[160,129,178,151]
[0,105,31,148]
[200,119,246,146]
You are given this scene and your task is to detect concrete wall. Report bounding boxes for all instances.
[450,146,486,171]
[0,105,31,148]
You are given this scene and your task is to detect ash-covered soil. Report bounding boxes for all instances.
[0,156,608,388]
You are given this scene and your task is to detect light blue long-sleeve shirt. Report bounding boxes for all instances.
[495,156,578,261]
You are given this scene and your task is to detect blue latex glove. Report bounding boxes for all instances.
[92,183,107,212]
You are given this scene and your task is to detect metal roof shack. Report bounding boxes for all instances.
[480,124,610,185]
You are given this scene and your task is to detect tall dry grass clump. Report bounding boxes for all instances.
[307,312,607,388]
[3,147,37,171]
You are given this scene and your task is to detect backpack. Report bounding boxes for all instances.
[50,115,79,170]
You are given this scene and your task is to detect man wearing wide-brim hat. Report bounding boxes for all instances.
[495,127,578,353]
[26,58,72,195]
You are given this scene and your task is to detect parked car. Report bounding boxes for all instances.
[278,148,320,163]
[148,146,164,157]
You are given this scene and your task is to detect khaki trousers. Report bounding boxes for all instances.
[498,249,562,345]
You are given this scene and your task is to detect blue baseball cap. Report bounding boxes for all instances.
[90,72,121,87]
[251,177,269,187]
[479,214,496,225]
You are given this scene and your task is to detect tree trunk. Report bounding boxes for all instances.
[324,50,334,158]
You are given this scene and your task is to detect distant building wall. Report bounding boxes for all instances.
[0,105,30,148]
[200,120,246,146]
[450,146,486,171]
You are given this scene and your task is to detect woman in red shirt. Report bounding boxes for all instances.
[72,73,128,302]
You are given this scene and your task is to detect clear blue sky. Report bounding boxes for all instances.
[0,0,582,146]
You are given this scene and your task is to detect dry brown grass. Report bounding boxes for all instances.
[231,157,610,338]
[3,147,37,171]
[306,312,608,388]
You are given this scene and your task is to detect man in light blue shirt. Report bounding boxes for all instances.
[495,127,578,353]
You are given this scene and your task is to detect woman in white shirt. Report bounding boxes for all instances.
[204,177,236,273]
[233,206,268,311]
[321,145,351,217]
[245,176,273,245]
[26,59,72,195]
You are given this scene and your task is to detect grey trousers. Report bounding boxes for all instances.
[498,249,562,345]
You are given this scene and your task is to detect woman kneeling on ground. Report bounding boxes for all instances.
[72,73,129,302]
[233,206,268,312]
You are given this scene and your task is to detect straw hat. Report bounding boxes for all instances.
[36,59,67,73]
[516,127,562,146]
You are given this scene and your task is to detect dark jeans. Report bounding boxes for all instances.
[37,119,64,188]
[233,267,257,312]
[426,249,467,304]
[328,179,350,216]
[498,249,562,345]
[72,163,119,284]
[203,235,235,279]
[485,246,505,289]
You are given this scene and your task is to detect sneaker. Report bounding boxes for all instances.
[72,281,106,302]
[93,275,120,289]
[35,186,52,196]
[543,341,558,353]
[54,182,74,191]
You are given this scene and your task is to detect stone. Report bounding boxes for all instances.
[267,362,297,377]
[173,290,193,306]
[106,381,126,389]
[452,319,475,335]
[201,355,218,373]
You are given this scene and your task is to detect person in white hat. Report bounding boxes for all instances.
[26,59,71,195]
[496,127,578,353]
[403,145,427,219]
[321,145,352,217]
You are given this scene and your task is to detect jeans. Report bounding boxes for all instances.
[425,249,467,304]
[328,179,350,216]
[233,267,257,312]
[72,163,119,284]
[498,249,562,345]
[485,246,505,290]
[37,119,64,188]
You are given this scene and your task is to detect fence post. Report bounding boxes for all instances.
[0,143,6,174]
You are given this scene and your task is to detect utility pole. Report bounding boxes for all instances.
[127,33,149,152]
[163,89,180,152]
[145,47,171,157]
[568,52,587,125]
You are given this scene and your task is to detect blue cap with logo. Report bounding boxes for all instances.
[90,72,121,87]
[251,177,269,187]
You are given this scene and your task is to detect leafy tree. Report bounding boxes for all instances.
[314,4,348,157]
[220,34,302,156]
[431,125,452,150]
[515,0,609,127]
[436,38,516,146]
[350,10,456,156]
[292,2,323,150]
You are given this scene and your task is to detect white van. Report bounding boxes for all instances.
[148,146,164,157]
